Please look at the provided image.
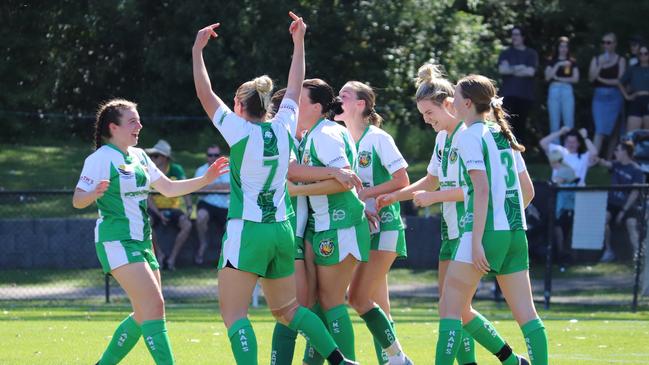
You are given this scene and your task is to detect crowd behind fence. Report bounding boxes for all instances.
[1,188,648,310]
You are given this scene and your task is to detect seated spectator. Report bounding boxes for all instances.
[540,126,598,186]
[194,145,230,265]
[619,43,649,132]
[595,140,646,262]
[548,149,579,263]
[146,139,193,270]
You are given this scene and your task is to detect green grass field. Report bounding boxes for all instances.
[1,299,648,365]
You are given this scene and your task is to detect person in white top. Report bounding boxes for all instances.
[539,126,598,186]
[192,13,357,365]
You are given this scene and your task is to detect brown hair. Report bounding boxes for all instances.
[414,63,454,105]
[94,98,138,150]
[268,88,287,118]
[552,36,574,62]
[456,75,525,152]
[235,75,273,120]
[303,78,343,117]
[343,81,383,127]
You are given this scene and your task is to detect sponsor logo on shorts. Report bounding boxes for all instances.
[459,213,473,228]
[358,151,372,168]
[319,239,335,257]
[332,209,346,221]
[131,251,141,257]
[380,211,394,223]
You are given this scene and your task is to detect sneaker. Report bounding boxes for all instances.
[599,249,616,263]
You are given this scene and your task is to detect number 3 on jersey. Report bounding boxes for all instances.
[500,151,516,188]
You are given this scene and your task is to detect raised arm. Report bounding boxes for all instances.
[192,23,225,119]
[540,126,569,152]
[152,157,229,198]
[283,12,306,104]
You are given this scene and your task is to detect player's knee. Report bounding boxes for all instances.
[347,289,370,313]
[271,300,299,325]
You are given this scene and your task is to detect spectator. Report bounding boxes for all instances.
[627,35,644,67]
[596,140,646,262]
[540,127,598,186]
[619,44,649,132]
[146,139,193,270]
[545,36,579,138]
[498,26,539,145]
[548,149,578,263]
[193,145,230,265]
[589,32,626,153]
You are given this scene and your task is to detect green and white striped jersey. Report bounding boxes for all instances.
[457,121,527,232]
[290,136,308,238]
[427,122,466,240]
[301,118,365,232]
[356,125,408,232]
[76,144,162,243]
[212,99,297,223]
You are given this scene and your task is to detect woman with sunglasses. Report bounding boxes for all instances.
[589,32,626,152]
[619,44,649,132]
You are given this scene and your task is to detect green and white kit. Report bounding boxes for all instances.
[290,135,309,259]
[356,125,408,257]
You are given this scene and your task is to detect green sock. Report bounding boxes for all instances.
[270,322,297,365]
[324,304,355,360]
[456,328,477,365]
[289,306,339,361]
[98,315,141,365]
[521,318,548,365]
[373,337,390,364]
[303,303,326,365]
[360,306,398,350]
[464,313,518,365]
[435,318,463,365]
[227,318,258,365]
[141,319,174,365]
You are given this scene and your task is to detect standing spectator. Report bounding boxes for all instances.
[627,35,644,67]
[146,139,193,270]
[545,36,579,138]
[498,26,539,144]
[596,140,646,262]
[589,32,626,153]
[194,145,230,265]
[540,127,598,186]
[619,44,649,132]
[548,149,578,263]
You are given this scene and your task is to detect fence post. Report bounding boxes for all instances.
[105,274,110,304]
[544,184,556,310]
[632,187,648,312]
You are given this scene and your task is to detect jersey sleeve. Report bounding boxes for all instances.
[142,151,163,183]
[76,154,107,192]
[314,129,351,169]
[513,150,527,173]
[457,131,485,171]
[427,134,444,176]
[212,104,252,146]
[273,98,299,137]
[378,133,408,174]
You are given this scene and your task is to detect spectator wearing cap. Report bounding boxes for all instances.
[540,126,599,186]
[146,139,193,270]
[193,145,230,265]
[619,43,649,132]
[595,140,646,262]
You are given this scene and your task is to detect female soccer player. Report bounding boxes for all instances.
[432,74,546,365]
[192,13,357,365]
[333,81,412,364]
[379,64,532,365]
[73,98,229,365]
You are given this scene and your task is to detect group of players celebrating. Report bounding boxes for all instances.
[74,11,548,365]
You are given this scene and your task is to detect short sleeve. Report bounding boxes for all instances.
[427,135,444,177]
[549,143,569,160]
[273,98,299,137]
[378,133,408,174]
[457,131,485,171]
[314,130,350,169]
[212,104,253,146]
[142,152,163,183]
[513,151,527,173]
[76,154,106,192]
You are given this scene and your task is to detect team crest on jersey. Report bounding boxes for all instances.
[449,148,458,164]
[319,239,335,257]
[302,150,311,165]
[358,151,372,168]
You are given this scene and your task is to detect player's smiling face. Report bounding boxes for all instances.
[110,107,142,148]
[417,98,454,133]
[334,85,362,123]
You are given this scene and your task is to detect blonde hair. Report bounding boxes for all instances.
[235,75,273,119]
[456,74,525,152]
[414,63,454,104]
[344,81,383,127]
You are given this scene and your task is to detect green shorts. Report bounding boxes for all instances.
[95,239,159,274]
[312,218,371,266]
[218,219,295,279]
[454,230,529,275]
[370,229,407,258]
[295,235,305,260]
[439,238,459,262]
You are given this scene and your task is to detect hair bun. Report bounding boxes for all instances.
[416,63,443,87]
[254,75,273,95]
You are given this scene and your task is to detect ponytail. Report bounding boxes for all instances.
[492,104,525,152]
[368,108,383,127]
